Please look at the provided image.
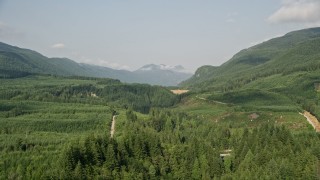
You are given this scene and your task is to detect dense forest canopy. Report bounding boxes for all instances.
[0,75,319,179]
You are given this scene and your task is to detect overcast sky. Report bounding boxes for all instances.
[0,0,319,72]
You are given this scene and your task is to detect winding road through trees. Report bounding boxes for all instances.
[110,115,116,138]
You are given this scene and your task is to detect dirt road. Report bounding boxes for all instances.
[110,115,116,138]
[299,111,320,132]
[196,95,227,105]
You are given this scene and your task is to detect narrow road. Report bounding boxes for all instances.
[195,95,227,105]
[196,95,207,101]
[299,111,320,132]
[110,115,116,138]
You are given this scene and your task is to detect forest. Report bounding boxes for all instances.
[60,109,320,179]
[0,75,319,179]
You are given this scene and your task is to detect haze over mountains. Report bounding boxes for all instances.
[0,42,192,86]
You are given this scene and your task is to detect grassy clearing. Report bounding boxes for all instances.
[174,94,230,119]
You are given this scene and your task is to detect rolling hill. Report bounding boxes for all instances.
[0,42,192,86]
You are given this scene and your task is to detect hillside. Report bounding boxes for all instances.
[0,42,192,86]
[181,27,320,89]
[181,27,320,118]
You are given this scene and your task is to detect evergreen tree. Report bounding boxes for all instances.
[192,158,201,180]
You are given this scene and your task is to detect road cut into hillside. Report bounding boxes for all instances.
[299,111,320,132]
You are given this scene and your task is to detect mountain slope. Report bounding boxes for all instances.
[181,27,320,90]
[0,42,192,86]
[180,27,320,118]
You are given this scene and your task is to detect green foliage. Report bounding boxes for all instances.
[180,28,320,117]
[126,109,137,122]
[59,111,320,179]
[210,89,293,106]
[99,83,179,113]
[0,75,319,179]
[0,75,179,178]
[0,75,179,113]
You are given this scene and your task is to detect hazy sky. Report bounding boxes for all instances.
[0,0,320,72]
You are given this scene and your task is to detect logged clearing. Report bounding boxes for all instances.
[299,111,320,132]
[171,89,189,95]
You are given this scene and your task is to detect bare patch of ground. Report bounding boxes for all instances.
[299,111,320,132]
[249,113,259,120]
[171,89,189,95]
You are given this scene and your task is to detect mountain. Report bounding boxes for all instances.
[180,27,320,117]
[132,64,192,86]
[0,42,192,86]
[137,64,189,73]
[181,27,320,90]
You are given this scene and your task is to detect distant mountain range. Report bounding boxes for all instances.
[137,64,188,73]
[0,42,192,86]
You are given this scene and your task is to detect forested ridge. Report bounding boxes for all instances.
[181,27,320,89]
[0,75,179,113]
[0,42,191,86]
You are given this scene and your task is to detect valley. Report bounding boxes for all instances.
[0,27,320,179]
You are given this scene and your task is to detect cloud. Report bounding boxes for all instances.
[72,53,131,70]
[95,58,131,70]
[51,43,66,49]
[268,0,320,24]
